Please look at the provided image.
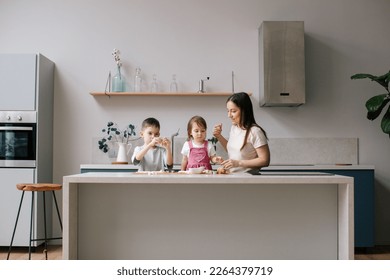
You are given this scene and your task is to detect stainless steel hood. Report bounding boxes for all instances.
[259,21,305,107]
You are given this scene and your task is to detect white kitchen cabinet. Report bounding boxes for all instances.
[0,168,54,247]
[63,172,354,260]
[0,54,37,110]
[0,53,55,247]
[0,169,35,246]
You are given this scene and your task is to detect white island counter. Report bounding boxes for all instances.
[62,172,354,260]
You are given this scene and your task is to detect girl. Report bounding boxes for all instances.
[213,92,270,173]
[181,116,222,171]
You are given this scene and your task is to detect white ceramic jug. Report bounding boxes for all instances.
[116,142,132,163]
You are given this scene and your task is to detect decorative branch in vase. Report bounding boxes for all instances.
[111,48,126,92]
[98,122,138,163]
[208,136,219,152]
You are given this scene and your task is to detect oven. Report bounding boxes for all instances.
[0,111,36,168]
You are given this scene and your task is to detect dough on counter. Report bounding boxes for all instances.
[217,167,229,174]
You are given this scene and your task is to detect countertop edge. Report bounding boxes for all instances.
[80,163,375,170]
[64,172,354,185]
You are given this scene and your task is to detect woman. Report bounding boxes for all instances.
[213,92,270,173]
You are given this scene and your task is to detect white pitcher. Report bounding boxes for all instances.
[116,142,132,163]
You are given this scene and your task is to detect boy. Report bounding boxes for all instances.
[131,117,173,171]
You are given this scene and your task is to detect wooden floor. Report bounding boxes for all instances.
[1,245,389,260]
[0,245,62,260]
[354,246,390,260]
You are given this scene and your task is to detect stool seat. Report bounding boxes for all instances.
[8,183,63,260]
[17,183,62,192]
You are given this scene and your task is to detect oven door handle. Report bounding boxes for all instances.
[0,127,33,131]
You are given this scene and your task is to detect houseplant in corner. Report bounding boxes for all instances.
[351,70,390,138]
[98,122,137,163]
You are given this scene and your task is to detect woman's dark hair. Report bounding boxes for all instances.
[227,92,268,150]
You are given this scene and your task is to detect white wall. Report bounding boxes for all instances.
[1,0,389,244]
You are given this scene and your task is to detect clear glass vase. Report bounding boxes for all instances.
[112,66,126,92]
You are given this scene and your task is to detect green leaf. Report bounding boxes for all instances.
[351,73,376,80]
[366,94,390,120]
[351,70,390,90]
[381,106,390,134]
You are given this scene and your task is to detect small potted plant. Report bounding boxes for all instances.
[98,122,137,163]
[351,70,390,138]
[208,136,219,152]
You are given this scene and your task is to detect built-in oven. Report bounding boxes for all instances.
[0,111,36,168]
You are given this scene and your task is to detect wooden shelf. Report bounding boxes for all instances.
[90,92,251,97]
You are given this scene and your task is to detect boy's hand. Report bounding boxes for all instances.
[160,137,171,149]
[149,137,162,147]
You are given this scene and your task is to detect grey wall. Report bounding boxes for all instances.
[1,0,389,245]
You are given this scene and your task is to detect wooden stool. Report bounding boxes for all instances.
[7,183,63,260]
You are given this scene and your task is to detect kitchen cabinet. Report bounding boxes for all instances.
[0,168,49,247]
[0,53,54,247]
[81,164,374,248]
[63,172,354,259]
[263,166,375,248]
[0,54,37,110]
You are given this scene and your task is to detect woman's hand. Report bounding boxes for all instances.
[213,123,228,151]
[213,123,222,138]
[221,159,239,169]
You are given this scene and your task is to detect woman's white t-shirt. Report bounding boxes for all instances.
[227,125,268,173]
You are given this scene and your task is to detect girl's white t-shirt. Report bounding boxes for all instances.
[181,140,215,157]
[227,125,268,173]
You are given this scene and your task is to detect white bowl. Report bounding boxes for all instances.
[189,166,205,174]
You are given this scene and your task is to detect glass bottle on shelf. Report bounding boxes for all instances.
[112,66,126,92]
[169,74,178,92]
[150,74,159,92]
[134,67,142,92]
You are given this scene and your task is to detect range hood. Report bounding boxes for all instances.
[259,21,305,107]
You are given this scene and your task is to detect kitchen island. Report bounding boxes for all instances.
[62,172,354,260]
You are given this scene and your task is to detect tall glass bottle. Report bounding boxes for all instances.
[150,74,159,92]
[134,67,142,92]
[170,74,178,92]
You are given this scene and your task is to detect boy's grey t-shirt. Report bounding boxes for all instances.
[131,145,167,171]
